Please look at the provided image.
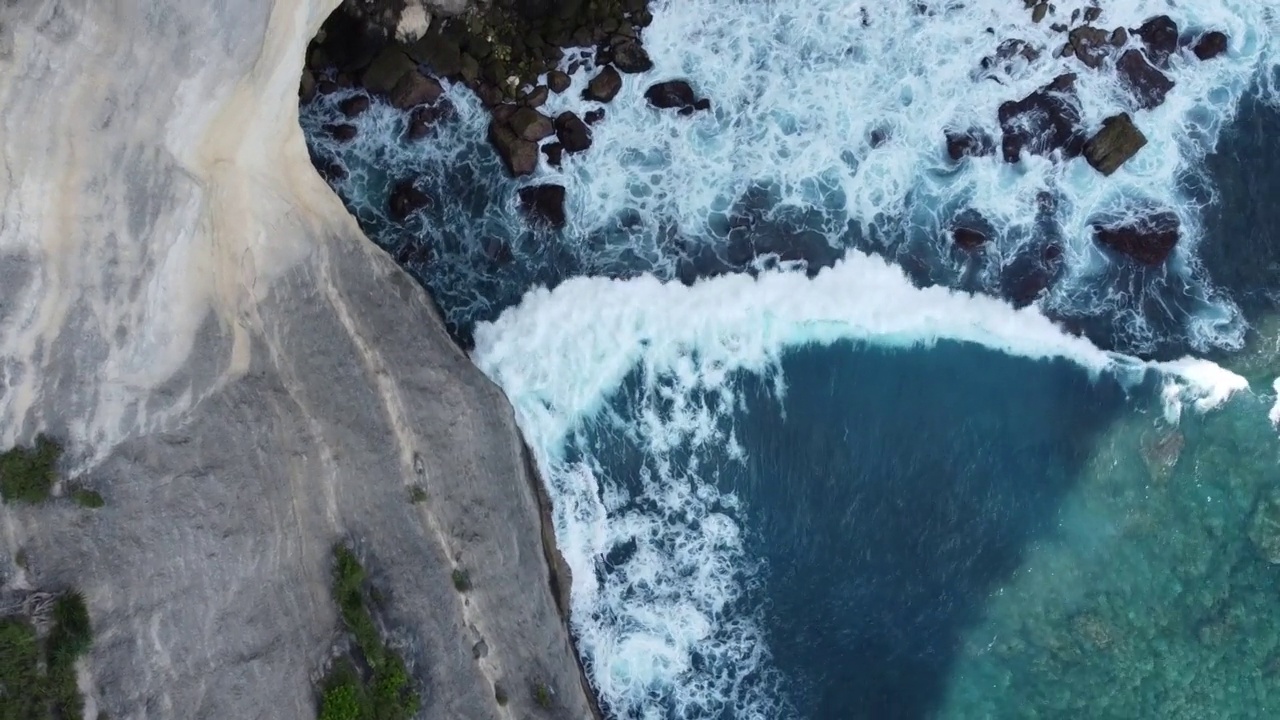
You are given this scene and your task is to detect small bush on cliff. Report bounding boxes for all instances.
[0,589,92,719]
[0,434,62,504]
[72,487,105,509]
[318,545,419,720]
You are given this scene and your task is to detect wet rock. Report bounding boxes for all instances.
[1031,3,1048,23]
[1110,27,1128,46]
[390,71,443,110]
[405,100,455,141]
[694,98,712,112]
[1068,25,1112,68]
[1193,31,1228,61]
[952,227,987,250]
[547,70,571,94]
[584,66,622,102]
[518,184,567,229]
[1084,5,1102,23]
[325,123,358,142]
[998,74,1085,162]
[406,27,463,77]
[459,53,481,84]
[492,103,518,124]
[1002,241,1064,306]
[644,80,696,110]
[584,108,605,125]
[489,123,538,177]
[1249,488,1280,564]
[317,158,347,183]
[1093,210,1180,266]
[339,94,371,118]
[509,107,554,141]
[361,46,417,95]
[981,38,1040,75]
[612,39,653,73]
[318,80,342,96]
[543,142,564,168]
[474,82,504,108]
[300,70,317,103]
[388,179,432,221]
[1134,15,1179,66]
[554,112,592,153]
[945,129,995,161]
[523,85,550,108]
[1116,48,1174,110]
[1084,113,1148,176]
[869,128,890,148]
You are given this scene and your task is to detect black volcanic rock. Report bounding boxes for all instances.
[554,112,592,153]
[645,80,696,110]
[946,129,995,161]
[998,74,1085,162]
[1134,15,1179,66]
[1193,31,1228,61]
[584,66,623,102]
[1116,49,1175,110]
[1093,211,1180,266]
[518,184,567,229]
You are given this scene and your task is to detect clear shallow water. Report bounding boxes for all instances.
[300,0,1280,716]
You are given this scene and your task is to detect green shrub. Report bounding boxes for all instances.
[0,590,91,719]
[451,569,471,593]
[532,681,553,709]
[407,486,427,504]
[0,617,42,719]
[71,488,105,509]
[0,434,62,504]
[319,546,420,720]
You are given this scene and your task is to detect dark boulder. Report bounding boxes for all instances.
[1116,49,1174,110]
[523,85,550,108]
[325,123,358,142]
[361,46,417,95]
[1093,211,1180,266]
[406,27,463,77]
[1068,25,1112,68]
[952,227,987,249]
[1193,31,1228,61]
[509,107,555,142]
[945,129,995,161]
[1084,5,1102,23]
[547,70,571,94]
[405,99,454,140]
[390,71,443,109]
[612,39,653,73]
[543,142,564,168]
[1134,15,1178,66]
[1084,113,1148,175]
[645,80,696,109]
[489,123,538,177]
[1002,242,1065,307]
[584,66,623,102]
[584,108,606,125]
[694,98,712,112]
[317,159,347,183]
[388,179,432,221]
[339,94,371,118]
[300,70,317,103]
[318,80,342,96]
[518,184,567,229]
[554,112,592,153]
[998,74,1085,162]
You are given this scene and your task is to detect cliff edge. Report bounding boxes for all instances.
[0,0,593,717]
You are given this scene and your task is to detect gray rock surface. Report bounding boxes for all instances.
[0,0,594,718]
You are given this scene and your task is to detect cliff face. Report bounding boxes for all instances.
[0,0,592,718]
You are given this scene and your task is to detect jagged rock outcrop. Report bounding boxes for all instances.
[0,0,595,718]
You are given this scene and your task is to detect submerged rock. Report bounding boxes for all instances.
[1249,489,1280,564]
[1093,210,1180,266]
[998,74,1085,162]
[554,112,591,153]
[388,179,431,221]
[1193,31,1229,61]
[584,66,623,102]
[325,123,358,142]
[945,129,995,161]
[584,108,606,125]
[518,184,568,228]
[1141,429,1184,484]
[1117,49,1175,110]
[1084,113,1148,176]
[339,94,371,118]
[952,227,987,250]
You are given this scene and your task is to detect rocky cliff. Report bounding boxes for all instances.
[0,0,593,717]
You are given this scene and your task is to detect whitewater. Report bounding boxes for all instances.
[301,0,1280,716]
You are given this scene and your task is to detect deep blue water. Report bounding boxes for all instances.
[570,341,1127,719]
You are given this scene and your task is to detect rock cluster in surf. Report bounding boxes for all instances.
[303,0,709,229]
[949,5,1229,271]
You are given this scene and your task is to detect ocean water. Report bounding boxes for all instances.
[301,0,1280,717]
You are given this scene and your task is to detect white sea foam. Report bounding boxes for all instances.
[473,253,1248,718]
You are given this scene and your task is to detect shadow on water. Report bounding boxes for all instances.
[1200,72,1280,325]
[723,342,1124,719]
[576,340,1126,719]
